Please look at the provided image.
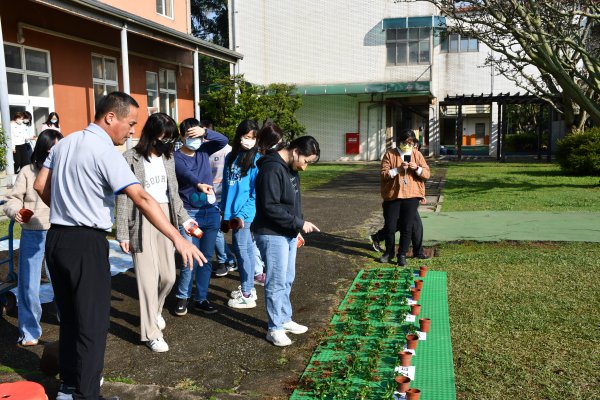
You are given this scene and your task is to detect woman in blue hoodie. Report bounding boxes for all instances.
[253,134,321,346]
[221,119,261,309]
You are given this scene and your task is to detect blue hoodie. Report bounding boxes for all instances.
[220,152,260,222]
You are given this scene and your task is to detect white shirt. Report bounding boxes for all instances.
[10,121,30,149]
[143,155,169,203]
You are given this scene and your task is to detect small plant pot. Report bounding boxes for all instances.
[414,279,424,290]
[419,266,428,277]
[410,304,421,316]
[406,334,419,350]
[19,208,34,223]
[419,318,431,333]
[398,351,413,367]
[394,375,411,393]
[406,388,421,400]
[410,288,422,301]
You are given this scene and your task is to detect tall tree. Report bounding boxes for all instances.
[400,0,600,130]
[190,0,230,91]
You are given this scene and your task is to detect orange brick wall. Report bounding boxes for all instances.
[98,0,190,34]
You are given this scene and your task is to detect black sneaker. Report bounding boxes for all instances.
[195,300,218,314]
[379,253,393,263]
[213,263,229,277]
[397,255,407,266]
[370,234,383,252]
[174,298,188,316]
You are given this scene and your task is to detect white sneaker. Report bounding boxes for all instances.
[282,320,308,334]
[230,286,257,301]
[266,329,292,346]
[157,314,166,331]
[227,294,257,309]
[146,337,169,352]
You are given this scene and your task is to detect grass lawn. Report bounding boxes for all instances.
[300,163,366,191]
[442,162,600,211]
[422,241,600,399]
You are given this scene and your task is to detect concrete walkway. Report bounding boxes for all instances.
[422,211,600,243]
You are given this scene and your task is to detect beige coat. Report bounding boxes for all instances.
[380,148,430,201]
[3,164,50,230]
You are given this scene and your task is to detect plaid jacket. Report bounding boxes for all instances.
[115,149,190,253]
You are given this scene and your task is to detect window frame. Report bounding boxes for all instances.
[158,68,178,121]
[156,0,174,19]
[4,43,53,99]
[146,71,159,112]
[440,31,479,53]
[386,27,431,66]
[91,54,119,108]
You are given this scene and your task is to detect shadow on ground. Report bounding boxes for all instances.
[0,165,384,399]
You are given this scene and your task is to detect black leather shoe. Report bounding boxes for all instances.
[414,253,432,260]
[397,255,407,266]
[379,253,393,263]
[195,300,218,314]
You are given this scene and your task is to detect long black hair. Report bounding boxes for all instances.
[287,135,320,162]
[31,129,63,170]
[226,119,259,177]
[134,113,178,161]
[44,112,60,128]
[257,121,285,154]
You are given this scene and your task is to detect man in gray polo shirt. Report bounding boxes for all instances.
[34,92,205,400]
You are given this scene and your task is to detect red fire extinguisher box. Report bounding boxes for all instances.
[345,133,360,154]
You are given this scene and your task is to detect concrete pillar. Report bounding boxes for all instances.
[193,49,200,120]
[0,16,15,183]
[121,24,131,149]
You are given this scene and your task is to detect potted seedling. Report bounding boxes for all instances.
[407,388,421,400]
[410,288,422,301]
[410,304,421,316]
[395,375,411,393]
[398,350,413,367]
[406,334,419,350]
[419,318,431,333]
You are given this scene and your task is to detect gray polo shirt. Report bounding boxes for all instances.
[44,123,139,230]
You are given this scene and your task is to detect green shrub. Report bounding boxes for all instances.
[555,128,600,176]
[0,126,7,171]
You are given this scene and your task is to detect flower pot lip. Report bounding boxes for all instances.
[407,388,421,393]
[406,334,419,340]
[395,375,411,383]
[398,350,413,356]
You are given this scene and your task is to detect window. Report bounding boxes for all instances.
[156,0,173,18]
[440,32,479,53]
[386,28,431,65]
[4,44,52,98]
[146,72,159,113]
[91,55,118,107]
[159,69,177,120]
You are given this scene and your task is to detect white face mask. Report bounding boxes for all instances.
[15,119,23,125]
[185,137,203,151]
[240,137,256,150]
[50,118,58,124]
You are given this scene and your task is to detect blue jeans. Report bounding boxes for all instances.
[253,239,264,275]
[215,230,236,265]
[17,229,50,342]
[232,225,256,294]
[175,206,220,302]
[255,234,297,331]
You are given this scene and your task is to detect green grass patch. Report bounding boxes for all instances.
[300,163,366,191]
[0,219,21,240]
[427,241,600,399]
[442,162,600,211]
[0,365,42,376]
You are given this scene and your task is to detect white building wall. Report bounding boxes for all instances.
[234,0,524,160]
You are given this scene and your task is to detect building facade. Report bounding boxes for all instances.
[1,0,241,177]
[231,0,521,160]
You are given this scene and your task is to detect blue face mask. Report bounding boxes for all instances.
[185,137,203,151]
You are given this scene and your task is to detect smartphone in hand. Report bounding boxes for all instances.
[403,154,411,163]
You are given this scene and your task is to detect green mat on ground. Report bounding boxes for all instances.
[421,211,600,244]
[289,269,456,399]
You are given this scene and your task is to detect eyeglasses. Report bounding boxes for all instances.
[156,138,178,145]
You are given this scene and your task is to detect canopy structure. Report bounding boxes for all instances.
[440,92,552,161]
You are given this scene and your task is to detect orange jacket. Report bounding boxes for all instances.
[380,148,430,201]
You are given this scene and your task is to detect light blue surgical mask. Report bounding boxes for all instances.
[185,137,203,151]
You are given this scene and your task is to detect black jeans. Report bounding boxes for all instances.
[46,225,111,400]
[374,211,423,255]
[382,198,421,257]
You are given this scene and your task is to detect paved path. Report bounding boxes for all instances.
[422,211,600,243]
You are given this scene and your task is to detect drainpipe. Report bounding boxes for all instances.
[0,17,15,183]
[194,48,200,119]
[121,24,132,149]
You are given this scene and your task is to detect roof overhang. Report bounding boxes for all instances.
[29,0,243,63]
[294,81,431,96]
